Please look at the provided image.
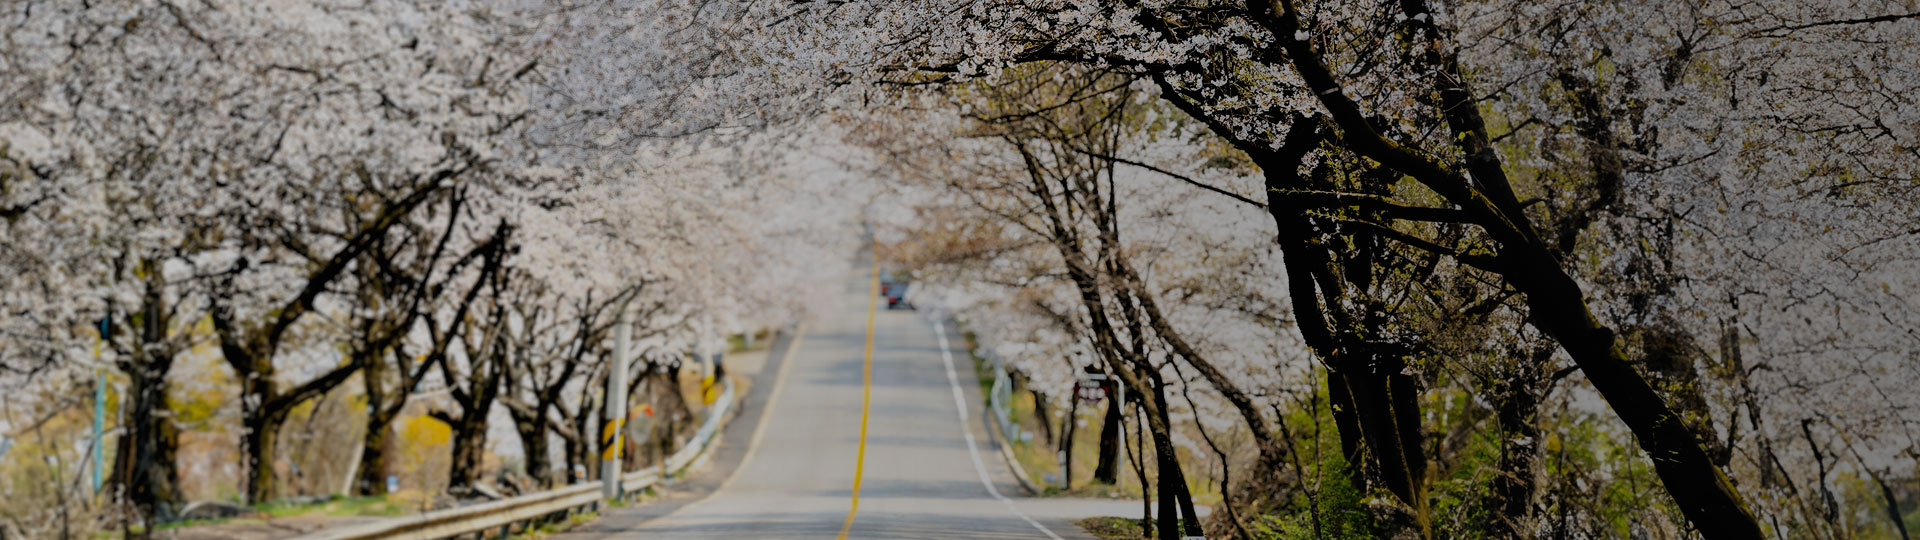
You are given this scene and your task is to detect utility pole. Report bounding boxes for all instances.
[699,315,714,381]
[602,306,631,500]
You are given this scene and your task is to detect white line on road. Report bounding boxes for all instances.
[934,322,1066,540]
[634,325,808,536]
[714,325,807,494]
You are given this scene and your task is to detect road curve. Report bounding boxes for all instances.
[561,257,1135,539]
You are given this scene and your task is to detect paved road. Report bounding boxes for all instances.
[562,258,1134,539]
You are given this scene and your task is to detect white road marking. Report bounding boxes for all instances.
[714,325,807,494]
[934,322,1067,540]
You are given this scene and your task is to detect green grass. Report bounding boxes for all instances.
[508,511,597,539]
[727,330,774,353]
[1240,455,1379,540]
[964,327,1203,502]
[1001,389,1142,499]
[157,517,251,531]
[255,495,409,518]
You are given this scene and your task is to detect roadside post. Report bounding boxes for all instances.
[602,306,631,500]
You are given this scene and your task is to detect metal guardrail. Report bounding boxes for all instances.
[664,378,733,475]
[979,348,1043,494]
[290,378,736,540]
[986,350,1017,444]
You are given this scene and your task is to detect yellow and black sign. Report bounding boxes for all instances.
[600,417,625,462]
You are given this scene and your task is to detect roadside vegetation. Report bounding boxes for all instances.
[8,0,1920,539]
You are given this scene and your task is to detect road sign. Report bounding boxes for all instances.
[1075,380,1107,404]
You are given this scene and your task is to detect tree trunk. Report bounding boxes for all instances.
[1093,384,1122,484]
[236,370,360,504]
[1336,357,1428,525]
[109,271,182,531]
[243,400,287,504]
[357,357,401,496]
[110,357,179,531]
[1153,425,1178,540]
[1512,263,1763,536]
[447,412,488,490]
[356,418,393,495]
[570,390,599,482]
[1142,368,1202,540]
[1488,370,1541,536]
[1325,371,1368,491]
[1132,406,1153,540]
[522,421,553,489]
[218,334,361,505]
[507,401,555,489]
[445,361,504,491]
[1063,395,1078,490]
[1032,389,1054,446]
[1245,3,1766,533]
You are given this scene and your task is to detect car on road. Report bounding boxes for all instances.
[880,271,914,310]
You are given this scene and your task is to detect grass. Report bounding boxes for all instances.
[726,329,774,353]
[256,495,410,518]
[1002,389,1142,499]
[965,329,1130,496]
[508,510,598,540]
[964,327,1213,502]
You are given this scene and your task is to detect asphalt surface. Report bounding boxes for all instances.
[560,260,1136,539]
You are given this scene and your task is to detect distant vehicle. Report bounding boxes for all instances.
[879,271,914,310]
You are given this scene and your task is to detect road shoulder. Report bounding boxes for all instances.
[553,328,802,538]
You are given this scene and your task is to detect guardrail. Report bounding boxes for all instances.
[986,351,1017,445]
[290,377,736,540]
[979,347,1042,494]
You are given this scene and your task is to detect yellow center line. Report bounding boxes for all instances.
[836,254,881,540]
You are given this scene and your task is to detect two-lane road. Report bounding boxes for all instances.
[564,257,1132,539]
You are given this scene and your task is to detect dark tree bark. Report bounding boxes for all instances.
[1338,360,1427,519]
[1141,368,1203,540]
[430,223,514,492]
[210,172,455,503]
[352,191,487,495]
[111,366,177,526]
[1480,343,1554,536]
[356,418,394,495]
[1063,393,1078,489]
[437,343,505,492]
[1246,1,1765,534]
[437,306,509,491]
[1129,403,1153,539]
[106,261,185,533]
[1092,380,1122,484]
[506,407,553,488]
[1156,77,1440,527]
[973,91,1219,540]
[1031,388,1055,447]
[445,407,491,491]
[555,364,607,483]
[501,294,607,489]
